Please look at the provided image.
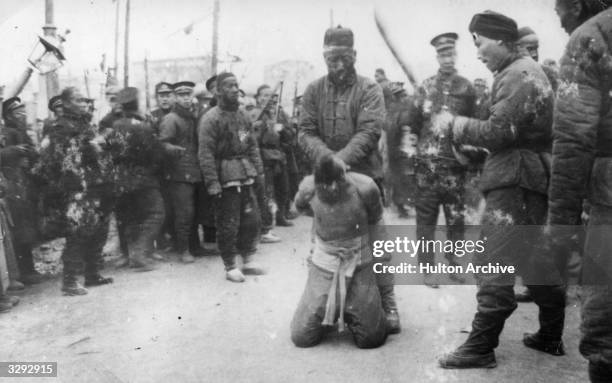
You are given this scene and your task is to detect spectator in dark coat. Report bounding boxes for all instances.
[198,72,265,283]
[1,97,43,286]
[548,1,612,381]
[159,81,202,263]
[438,10,566,369]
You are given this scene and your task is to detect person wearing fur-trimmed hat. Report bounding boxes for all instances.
[414,31,477,288]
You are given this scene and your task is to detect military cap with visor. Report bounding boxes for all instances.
[48,95,62,111]
[430,32,458,53]
[173,81,196,94]
[2,97,24,119]
[155,82,174,94]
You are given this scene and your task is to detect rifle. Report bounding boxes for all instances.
[291,81,298,119]
[273,81,284,123]
[254,81,283,122]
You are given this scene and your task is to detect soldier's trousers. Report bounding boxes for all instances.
[461,187,566,353]
[62,188,115,282]
[214,185,261,270]
[580,204,612,379]
[255,178,273,233]
[415,169,465,266]
[168,182,196,253]
[194,183,216,244]
[264,162,290,221]
[291,262,388,349]
[116,188,165,260]
[157,180,175,249]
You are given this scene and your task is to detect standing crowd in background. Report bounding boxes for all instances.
[0,1,611,381]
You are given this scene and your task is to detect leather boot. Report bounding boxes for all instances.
[276,210,294,227]
[522,332,565,356]
[180,251,196,264]
[438,347,497,369]
[84,274,114,287]
[130,255,156,272]
[0,295,19,309]
[0,299,12,313]
[379,285,401,334]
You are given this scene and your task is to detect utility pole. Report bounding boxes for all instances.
[144,52,151,113]
[123,0,130,87]
[211,0,219,75]
[112,0,120,82]
[329,9,334,27]
[43,0,59,97]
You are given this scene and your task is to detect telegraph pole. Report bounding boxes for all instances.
[43,0,59,96]
[112,0,120,82]
[123,0,131,87]
[211,0,219,75]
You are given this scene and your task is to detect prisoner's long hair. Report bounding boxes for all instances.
[314,154,347,204]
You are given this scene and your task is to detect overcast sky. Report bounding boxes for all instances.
[1,0,567,97]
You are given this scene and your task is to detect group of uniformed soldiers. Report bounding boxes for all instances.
[0,1,611,381]
[0,70,306,299]
[374,3,612,380]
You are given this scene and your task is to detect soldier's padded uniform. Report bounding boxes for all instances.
[198,96,263,271]
[548,7,612,381]
[450,54,566,355]
[415,69,475,268]
[37,109,116,286]
[109,110,165,265]
[384,90,421,213]
[150,106,175,249]
[159,103,202,254]
[290,173,387,349]
[255,108,291,225]
[0,116,40,279]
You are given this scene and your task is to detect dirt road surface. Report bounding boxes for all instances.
[1,212,587,382]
